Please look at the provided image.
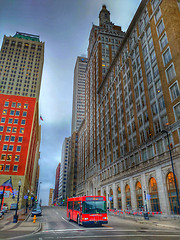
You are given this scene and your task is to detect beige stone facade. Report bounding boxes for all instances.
[77,0,180,216]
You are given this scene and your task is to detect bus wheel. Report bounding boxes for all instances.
[68,213,71,221]
[77,216,81,226]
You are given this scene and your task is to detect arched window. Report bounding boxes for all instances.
[110,189,113,209]
[98,190,101,196]
[117,187,122,209]
[125,184,131,209]
[103,190,106,198]
[136,181,143,210]
[166,172,180,214]
[149,177,160,212]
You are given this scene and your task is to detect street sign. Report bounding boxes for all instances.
[24,195,28,199]
[146,194,151,200]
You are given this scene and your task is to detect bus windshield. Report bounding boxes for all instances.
[82,201,107,214]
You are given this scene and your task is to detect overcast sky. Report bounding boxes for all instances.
[0,0,141,205]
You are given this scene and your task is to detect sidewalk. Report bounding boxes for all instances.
[0,209,41,239]
[108,210,180,230]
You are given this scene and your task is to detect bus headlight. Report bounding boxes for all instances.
[82,218,88,220]
[103,217,108,220]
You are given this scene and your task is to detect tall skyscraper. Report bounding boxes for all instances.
[71,57,87,134]
[0,32,44,207]
[48,188,54,206]
[77,0,180,216]
[54,163,60,203]
[58,137,70,203]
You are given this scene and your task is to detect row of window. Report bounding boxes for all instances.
[1,118,26,124]
[1,144,21,152]
[2,109,27,117]
[1,154,19,161]
[0,126,24,133]
[0,135,23,142]
[0,164,18,172]
[4,101,28,108]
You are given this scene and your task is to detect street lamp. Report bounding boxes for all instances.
[13,180,21,223]
[25,189,29,214]
[161,129,180,214]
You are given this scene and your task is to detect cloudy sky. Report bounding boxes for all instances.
[0,0,141,205]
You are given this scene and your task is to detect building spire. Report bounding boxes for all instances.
[99,5,110,26]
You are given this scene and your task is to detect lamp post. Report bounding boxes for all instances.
[13,180,21,223]
[25,190,29,214]
[161,130,180,214]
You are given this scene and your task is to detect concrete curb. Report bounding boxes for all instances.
[32,222,42,234]
[24,211,31,222]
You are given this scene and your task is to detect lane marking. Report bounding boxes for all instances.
[61,216,80,228]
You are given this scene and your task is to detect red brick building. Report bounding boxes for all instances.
[54,163,60,203]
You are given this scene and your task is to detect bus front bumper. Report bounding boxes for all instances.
[82,221,108,225]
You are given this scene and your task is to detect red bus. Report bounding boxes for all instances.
[67,196,108,226]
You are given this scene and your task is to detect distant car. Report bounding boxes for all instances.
[31,206,42,217]
[10,203,17,210]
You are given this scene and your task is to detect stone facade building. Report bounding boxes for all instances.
[77,0,180,215]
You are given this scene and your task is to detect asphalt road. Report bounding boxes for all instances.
[15,206,180,240]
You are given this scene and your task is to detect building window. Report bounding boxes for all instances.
[21,119,26,125]
[174,103,180,121]
[155,79,162,94]
[9,145,14,151]
[149,177,161,212]
[15,155,20,162]
[13,165,18,172]
[151,102,158,116]
[7,154,12,161]
[158,96,165,111]
[11,102,16,108]
[3,109,7,115]
[151,0,160,10]
[170,82,180,101]
[0,135,2,141]
[0,126,4,132]
[24,103,28,109]
[1,154,6,160]
[1,117,6,125]
[10,110,15,116]
[15,110,20,116]
[5,165,10,171]
[6,126,11,133]
[4,101,9,107]
[10,136,15,142]
[22,111,27,117]
[157,19,165,36]
[16,146,21,152]
[159,33,168,51]
[150,50,156,63]
[3,145,8,151]
[153,64,159,78]
[156,139,164,154]
[4,135,10,142]
[147,145,154,158]
[14,119,18,124]
[163,48,172,66]
[19,128,24,134]
[18,136,23,143]
[17,103,21,108]
[0,165,4,171]
[8,118,13,124]
[166,64,176,83]
[154,6,161,23]
[12,127,17,133]
[142,148,147,161]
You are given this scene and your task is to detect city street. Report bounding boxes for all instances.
[3,206,179,240]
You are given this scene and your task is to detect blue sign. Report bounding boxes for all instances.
[24,195,28,199]
[109,197,113,201]
[146,194,151,200]
[31,197,34,200]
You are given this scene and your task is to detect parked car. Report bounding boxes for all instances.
[0,211,3,218]
[31,206,42,217]
[10,203,17,210]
